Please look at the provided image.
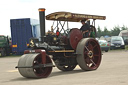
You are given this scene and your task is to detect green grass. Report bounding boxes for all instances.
[0,54,22,58]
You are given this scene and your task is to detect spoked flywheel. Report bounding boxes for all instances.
[17,53,53,78]
[55,60,76,71]
[76,38,102,71]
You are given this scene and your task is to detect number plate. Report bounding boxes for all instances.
[116,45,120,47]
[101,44,106,46]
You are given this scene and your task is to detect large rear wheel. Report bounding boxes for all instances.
[76,38,102,71]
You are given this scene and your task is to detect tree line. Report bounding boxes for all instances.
[96,25,128,37]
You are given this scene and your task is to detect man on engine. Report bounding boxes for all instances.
[80,19,90,38]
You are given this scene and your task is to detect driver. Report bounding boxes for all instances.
[80,19,90,38]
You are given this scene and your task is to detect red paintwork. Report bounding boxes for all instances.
[69,28,83,50]
[24,49,46,64]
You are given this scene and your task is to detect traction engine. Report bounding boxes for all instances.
[16,8,106,78]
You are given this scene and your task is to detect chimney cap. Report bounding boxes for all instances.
[38,8,45,12]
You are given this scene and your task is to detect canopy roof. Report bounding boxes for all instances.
[46,12,106,22]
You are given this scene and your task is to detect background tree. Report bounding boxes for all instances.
[97,26,102,37]
[111,26,120,36]
[121,25,128,30]
[103,27,110,36]
[96,25,128,37]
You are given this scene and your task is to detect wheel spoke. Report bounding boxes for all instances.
[84,50,89,58]
[90,59,96,66]
[85,46,90,52]
[40,68,44,73]
[87,63,93,67]
[88,41,91,46]
[93,54,100,57]
[88,43,93,51]
[92,44,97,49]
[85,57,91,64]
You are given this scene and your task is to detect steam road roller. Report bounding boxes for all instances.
[16,8,106,78]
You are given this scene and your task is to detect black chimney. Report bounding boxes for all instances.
[38,8,45,42]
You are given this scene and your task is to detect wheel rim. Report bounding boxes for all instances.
[76,38,102,71]
[84,39,101,70]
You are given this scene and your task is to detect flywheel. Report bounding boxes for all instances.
[69,28,83,50]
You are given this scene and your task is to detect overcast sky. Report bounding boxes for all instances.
[0,0,128,36]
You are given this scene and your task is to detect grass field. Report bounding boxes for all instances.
[125,45,128,50]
